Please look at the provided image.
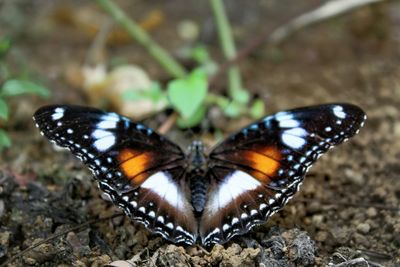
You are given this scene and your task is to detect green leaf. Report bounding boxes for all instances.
[249,99,265,119]
[191,45,209,63]
[223,101,242,118]
[0,129,11,150]
[0,98,8,120]
[232,89,250,104]
[176,105,206,128]
[0,79,50,98]
[167,68,208,119]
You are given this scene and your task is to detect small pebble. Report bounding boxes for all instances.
[177,20,199,41]
[366,207,377,218]
[357,223,371,234]
[344,169,364,185]
[312,215,324,227]
[308,201,322,213]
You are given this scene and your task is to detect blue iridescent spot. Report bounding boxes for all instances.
[136,124,146,130]
[249,124,259,130]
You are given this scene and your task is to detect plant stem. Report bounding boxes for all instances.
[209,0,247,103]
[206,92,230,108]
[94,0,187,78]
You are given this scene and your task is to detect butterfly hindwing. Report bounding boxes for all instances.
[33,105,197,244]
[200,103,366,246]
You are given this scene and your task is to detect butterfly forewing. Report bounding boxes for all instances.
[200,104,366,246]
[33,105,198,244]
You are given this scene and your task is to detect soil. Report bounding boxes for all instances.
[1,1,399,266]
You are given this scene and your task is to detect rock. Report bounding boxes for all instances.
[156,245,190,267]
[356,223,371,234]
[315,231,329,242]
[288,231,316,266]
[312,214,324,227]
[330,227,351,245]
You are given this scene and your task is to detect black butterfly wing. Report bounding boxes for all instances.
[34,105,197,244]
[200,103,366,246]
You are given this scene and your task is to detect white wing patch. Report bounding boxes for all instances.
[141,172,186,211]
[207,170,261,213]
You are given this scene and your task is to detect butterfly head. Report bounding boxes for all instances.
[187,140,206,170]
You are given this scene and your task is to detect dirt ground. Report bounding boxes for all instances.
[0,1,399,266]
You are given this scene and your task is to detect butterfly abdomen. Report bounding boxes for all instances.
[189,172,208,215]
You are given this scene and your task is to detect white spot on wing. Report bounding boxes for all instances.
[333,105,346,119]
[223,224,230,231]
[284,127,307,136]
[274,111,293,121]
[93,135,115,151]
[279,119,300,128]
[157,216,164,223]
[52,113,63,120]
[97,120,117,129]
[52,107,65,120]
[92,129,112,139]
[208,170,261,212]
[101,113,120,122]
[282,132,306,149]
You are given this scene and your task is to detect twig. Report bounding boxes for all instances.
[269,0,385,44]
[94,0,187,78]
[330,257,370,267]
[209,0,247,103]
[209,0,387,88]
[157,112,178,135]
[84,19,113,66]
[1,213,124,267]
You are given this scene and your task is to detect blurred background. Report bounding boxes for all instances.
[0,0,399,266]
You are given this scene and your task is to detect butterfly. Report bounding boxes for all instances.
[33,103,366,247]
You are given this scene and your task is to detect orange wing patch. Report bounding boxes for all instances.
[118,149,153,184]
[244,147,281,182]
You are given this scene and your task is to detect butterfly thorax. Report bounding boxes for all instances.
[187,140,208,216]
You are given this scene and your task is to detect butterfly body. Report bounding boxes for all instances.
[33,103,366,246]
